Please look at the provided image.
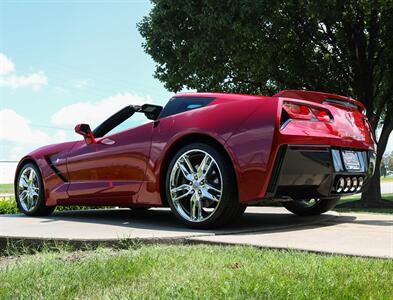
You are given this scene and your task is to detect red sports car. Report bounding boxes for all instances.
[15,90,376,228]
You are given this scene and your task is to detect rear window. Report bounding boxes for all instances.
[159,97,215,119]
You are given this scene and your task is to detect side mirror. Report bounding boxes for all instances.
[140,104,163,120]
[74,123,96,144]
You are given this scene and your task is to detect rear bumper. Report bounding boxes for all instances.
[265,145,376,199]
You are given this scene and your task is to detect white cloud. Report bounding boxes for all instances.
[72,79,88,89]
[0,109,51,145]
[0,72,48,90]
[0,53,15,75]
[0,53,48,90]
[0,111,73,182]
[51,93,152,128]
[0,109,71,161]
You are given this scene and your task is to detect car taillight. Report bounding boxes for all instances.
[282,102,332,125]
[312,109,331,122]
[283,103,313,120]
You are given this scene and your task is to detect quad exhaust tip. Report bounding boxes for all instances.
[335,177,345,193]
[350,177,358,192]
[357,177,364,191]
[336,176,364,193]
[343,177,351,192]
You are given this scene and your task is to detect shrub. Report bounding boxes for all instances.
[0,197,18,214]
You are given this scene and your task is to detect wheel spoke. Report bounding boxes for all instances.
[28,169,36,183]
[204,183,221,194]
[172,189,192,202]
[171,184,190,194]
[26,194,32,209]
[201,188,220,202]
[183,155,194,175]
[190,193,199,220]
[19,190,28,201]
[31,197,37,208]
[197,154,214,179]
[177,159,193,181]
[171,184,192,202]
[19,175,29,189]
[203,160,214,178]
[30,190,39,197]
[197,197,203,220]
[197,154,208,178]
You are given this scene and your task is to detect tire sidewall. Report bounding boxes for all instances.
[165,142,237,228]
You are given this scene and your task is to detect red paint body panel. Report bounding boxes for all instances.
[66,122,152,201]
[15,91,376,207]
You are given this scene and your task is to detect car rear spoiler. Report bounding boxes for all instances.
[274,90,365,113]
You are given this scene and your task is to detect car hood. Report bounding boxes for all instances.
[27,140,78,158]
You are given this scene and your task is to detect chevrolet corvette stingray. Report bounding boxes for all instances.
[15,90,376,228]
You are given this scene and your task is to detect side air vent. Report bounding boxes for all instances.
[280,109,291,129]
[45,157,68,182]
[266,145,287,193]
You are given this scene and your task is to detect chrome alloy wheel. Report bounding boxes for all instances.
[169,149,223,222]
[18,167,40,212]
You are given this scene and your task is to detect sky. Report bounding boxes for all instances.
[0,0,174,164]
[0,0,392,180]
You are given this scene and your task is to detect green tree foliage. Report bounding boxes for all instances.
[138,0,393,204]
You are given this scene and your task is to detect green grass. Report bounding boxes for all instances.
[339,193,393,203]
[0,184,13,194]
[381,176,393,182]
[0,245,392,299]
[335,207,393,214]
[334,193,393,214]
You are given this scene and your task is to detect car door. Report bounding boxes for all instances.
[66,121,153,203]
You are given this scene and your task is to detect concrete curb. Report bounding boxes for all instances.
[1,208,391,259]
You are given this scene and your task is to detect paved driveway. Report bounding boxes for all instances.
[381,182,393,194]
[0,207,391,258]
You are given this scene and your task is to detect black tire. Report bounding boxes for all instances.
[282,197,339,216]
[165,142,243,229]
[15,163,56,216]
[235,204,247,219]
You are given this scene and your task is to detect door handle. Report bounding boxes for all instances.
[101,138,115,145]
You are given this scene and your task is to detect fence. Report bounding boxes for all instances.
[0,161,18,184]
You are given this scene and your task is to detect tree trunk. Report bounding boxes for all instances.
[360,114,393,206]
[360,155,382,205]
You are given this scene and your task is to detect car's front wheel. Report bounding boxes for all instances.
[165,143,245,229]
[281,197,339,216]
[15,163,56,216]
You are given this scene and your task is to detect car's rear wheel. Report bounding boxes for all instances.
[15,163,56,216]
[165,143,244,229]
[281,197,339,216]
